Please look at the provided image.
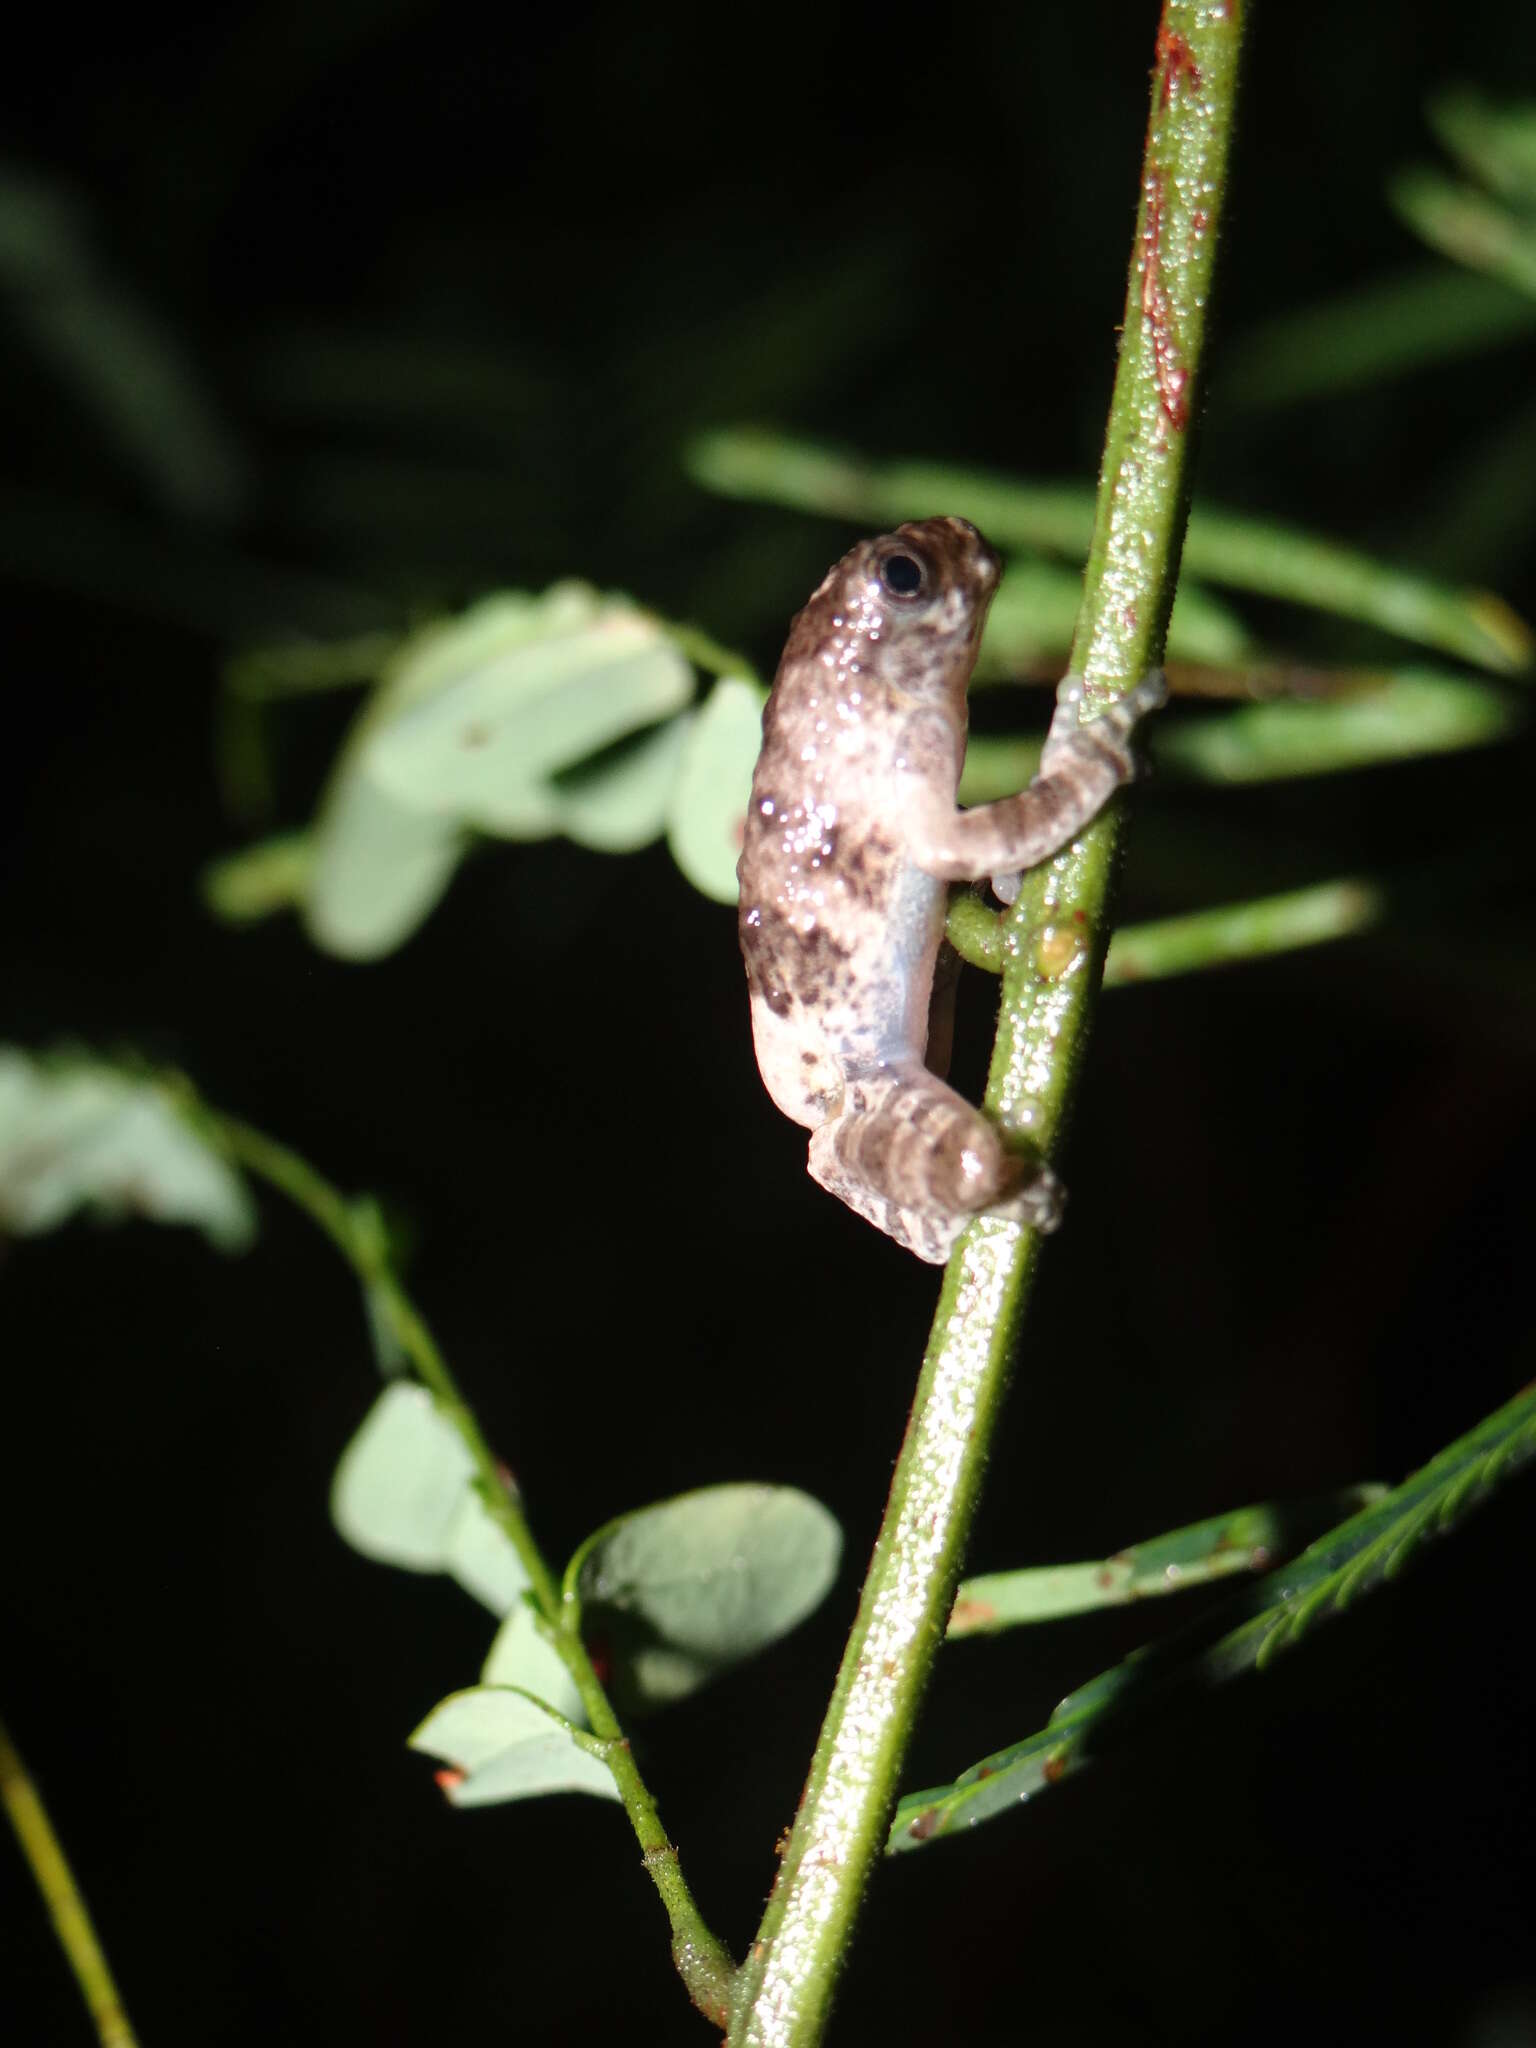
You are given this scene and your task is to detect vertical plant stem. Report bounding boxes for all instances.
[0,1716,140,2048]
[728,8,1248,2043]
[188,1108,736,2026]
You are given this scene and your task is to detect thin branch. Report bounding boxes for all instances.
[727,8,1249,2043]
[186,1104,736,2028]
[0,1716,139,2048]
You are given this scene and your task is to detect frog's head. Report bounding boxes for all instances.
[798,515,1001,704]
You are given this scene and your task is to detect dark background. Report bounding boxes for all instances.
[4,2,1535,2042]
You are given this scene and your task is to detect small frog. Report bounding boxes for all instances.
[737,516,1166,1263]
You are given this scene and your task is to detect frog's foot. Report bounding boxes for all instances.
[1040,667,1167,776]
[991,667,1167,904]
[806,1062,1063,1264]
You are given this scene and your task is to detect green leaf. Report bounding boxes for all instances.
[1103,879,1385,987]
[1154,669,1521,783]
[565,1482,842,1710]
[666,676,766,905]
[979,560,1253,673]
[481,1602,585,1723]
[957,669,1518,814]
[0,1048,254,1250]
[948,1486,1385,1634]
[1390,167,1536,301]
[1428,88,1536,209]
[363,591,692,833]
[890,1381,1536,1852]
[202,832,314,925]
[330,1383,530,1616]
[552,712,692,854]
[305,766,464,961]
[685,429,1533,672]
[1217,266,1536,412]
[408,1687,618,1807]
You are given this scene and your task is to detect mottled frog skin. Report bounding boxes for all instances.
[737,516,1165,1264]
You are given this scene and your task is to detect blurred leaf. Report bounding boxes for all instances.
[224,634,402,702]
[1391,168,1536,300]
[687,429,1533,672]
[305,766,464,960]
[953,668,1518,815]
[890,1381,1536,1852]
[0,1048,254,1250]
[565,1483,842,1711]
[202,834,313,924]
[1429,88,1536,208]
[979,559,1253,672]
[1217,266,1536,411]
[481,1602,585,1723]
[666,676,766,905]
[1153,669,1522,782]
[551,713,692,854]
[1102,878,1385,986]
[330,1384,531,1617]
[948,1486,1385,1634]
[363,588,692,829]
[408,1687,618,1807]
[0,169,243,522]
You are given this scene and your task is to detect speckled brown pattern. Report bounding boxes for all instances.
[737,517,1165,1262]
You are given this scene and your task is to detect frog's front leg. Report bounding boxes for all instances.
[907,670,1167,900]
[807,1058,1063,1265]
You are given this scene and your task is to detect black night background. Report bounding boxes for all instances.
[3,4,1534,2043]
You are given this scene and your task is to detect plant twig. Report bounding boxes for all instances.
[727,9,1248,2042]
[0,1715,140,2048]
[185,1105,736,2027]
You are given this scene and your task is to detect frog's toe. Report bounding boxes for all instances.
[990,1162,1065,1234]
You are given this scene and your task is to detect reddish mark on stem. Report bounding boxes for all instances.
[434,1768,466,1794]
[1155,22,1203,105]
[1140,171,1191,432]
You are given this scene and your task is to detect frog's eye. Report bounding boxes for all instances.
[878,551,927,600]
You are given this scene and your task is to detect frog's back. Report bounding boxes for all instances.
[738,586,946,1128]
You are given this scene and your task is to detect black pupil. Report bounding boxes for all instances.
[881,552,923,597]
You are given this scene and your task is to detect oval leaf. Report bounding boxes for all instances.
[567,1482,841,1710]
[481,1602,586,1723]
[305,768,464,960]
[410,1687,617,1806]
[553,712,692,854]
[330,1383,530,1615]
[666,676,765,905]
[364,597,692,832]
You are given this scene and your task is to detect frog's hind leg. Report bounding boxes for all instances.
[807,1061,1062,1265]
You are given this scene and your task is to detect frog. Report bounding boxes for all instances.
[737,515,1166,1264]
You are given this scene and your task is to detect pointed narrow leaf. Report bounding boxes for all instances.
[685,429,1532,672]
[948,1486,1385,1635]
[566,1482,841,1710]
[1429,88,1536,207]
[409,1686,618,1806]
[891,1382,1536,1852]
[1155,670,1520,783]
[979,562,1253,673]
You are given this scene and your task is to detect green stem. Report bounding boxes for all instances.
[727,9,1248,2043]
[189,1107,735,2027]
[0,1716,139,2048]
